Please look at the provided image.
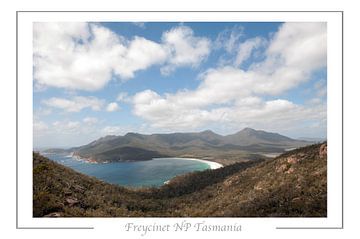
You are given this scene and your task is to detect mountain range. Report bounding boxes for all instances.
[44,128,314,163]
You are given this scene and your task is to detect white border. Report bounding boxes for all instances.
[17,11,343,234]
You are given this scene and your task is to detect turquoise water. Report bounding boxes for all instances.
[44,154,210,188]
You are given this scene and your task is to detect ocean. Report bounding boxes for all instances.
[44,153,211,188]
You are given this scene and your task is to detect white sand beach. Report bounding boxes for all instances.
[153,157,223,169]
[174,158,223,169]
[259,152,282,158]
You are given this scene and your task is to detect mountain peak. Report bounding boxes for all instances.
[236,127,259,135]
[224,128,296,146]
[241,127,257,132]
[200,129,216,134]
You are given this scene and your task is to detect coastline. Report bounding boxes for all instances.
[155,157,223,170]
[162,158,223,185]
[46,152,223,168]
[69,152,101,164]
[179,158,223,169]
[41,152,223,186]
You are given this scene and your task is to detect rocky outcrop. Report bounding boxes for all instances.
[65,197,79,207]
[73,184,85,193]
[44,212,61,217]
[319,143,327,159]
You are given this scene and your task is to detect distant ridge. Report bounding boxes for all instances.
[297,137,326,143]
[44,128,313,163]
[224,128,300,146]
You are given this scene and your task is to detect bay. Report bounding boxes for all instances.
[44,153,210,188]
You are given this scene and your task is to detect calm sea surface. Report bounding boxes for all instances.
[44,153,210,188]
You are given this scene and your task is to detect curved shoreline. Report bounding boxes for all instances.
[43,153,223,187]
[154,157,223,170]
[50,153,224,169]
[177,158,223,169]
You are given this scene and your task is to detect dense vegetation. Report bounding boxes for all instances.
[34,143,327,217]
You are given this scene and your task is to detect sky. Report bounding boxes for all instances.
[33,22,327,148]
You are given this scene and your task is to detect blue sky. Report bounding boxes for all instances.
[33,22,327,148]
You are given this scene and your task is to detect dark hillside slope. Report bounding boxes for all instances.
[33,142,326,217]
[173,143,327,217]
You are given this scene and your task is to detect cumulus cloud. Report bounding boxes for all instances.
[34,22,167,91]
[132,22,327,132]
[34,23,211,91]
[117,36,168,78]
[160,26,211,75]
[266,22,327,71]
[133,89,325,132]
[106,102,120,112]
[42,96,104,112]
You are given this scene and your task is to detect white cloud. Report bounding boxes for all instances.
[52,121,80,133]
[34,118,105,147]
[106,102,120,112]
[101,124,157,136]
[33,119,48,133]
[314,79,327,97]
[34,23,211,91]
[102,126,125,135]
[131,23,327,133]
[266,22,327,71]
[235,37,265,66]
[214,27,266,68]
[160,26,211,75]
[42,96,104,112]
[116,92,129,102]
[215,25,244,53]
[34,23,111,91]
[132,88,326,132]
[83,117,98,125]
[34,23,168,91]
[34,107,52,116]
[115,36,168,79]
